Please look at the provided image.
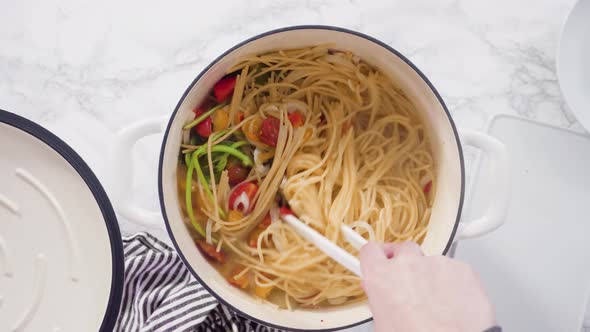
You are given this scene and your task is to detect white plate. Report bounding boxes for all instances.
[455,114,590,331]
[0,110,124,331]
[557,0,590,132]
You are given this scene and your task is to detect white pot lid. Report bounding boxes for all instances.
[0,110,124,331]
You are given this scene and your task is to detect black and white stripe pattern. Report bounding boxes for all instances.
[195,305,283,332]
[115,233,217,332]
[116,233,284,332]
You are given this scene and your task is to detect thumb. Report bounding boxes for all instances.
[359,241,387,277]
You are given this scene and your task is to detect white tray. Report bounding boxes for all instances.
[455,115,590,331]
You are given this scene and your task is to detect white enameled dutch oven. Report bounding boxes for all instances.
[112,26,510,331]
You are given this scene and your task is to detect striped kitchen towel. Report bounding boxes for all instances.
[115,233,282,332]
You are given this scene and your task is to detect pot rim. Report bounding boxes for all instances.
[158,25,465,332]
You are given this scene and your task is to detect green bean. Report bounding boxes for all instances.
[183,103,227,130]
[185,152,206,238]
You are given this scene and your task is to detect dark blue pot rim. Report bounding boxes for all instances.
[158,25,465,332]
[0,109,125,332]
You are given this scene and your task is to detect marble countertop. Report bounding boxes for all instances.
[0,0,584,330]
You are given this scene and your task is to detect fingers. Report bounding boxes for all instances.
[387,241,424,258]
[360,241,423,263]
[360,241,424,279]
[360,241,391,281]
[360,241,388,265]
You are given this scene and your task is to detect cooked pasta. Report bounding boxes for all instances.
[177,45,436,308]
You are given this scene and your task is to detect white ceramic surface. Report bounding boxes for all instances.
[0,118,119,331]
[456,114,590,332]
[558,0,590,133]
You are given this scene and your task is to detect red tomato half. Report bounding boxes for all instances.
[196,240,226,263]
[228,181,258,214]
[214,76,237,103]
[259,117,281,147]
[259,213,272,229]
[423,180,433,193]
[193,108,213,138]
[227,164,250,186]
[279,206,293,216]
[288,111,305,128]
[226,265,249,288]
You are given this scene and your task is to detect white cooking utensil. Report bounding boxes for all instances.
[340,223,370,250]
[280,212,368,277]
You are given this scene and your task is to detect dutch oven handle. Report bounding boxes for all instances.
[455,129,510,241]
[110,117,168,227]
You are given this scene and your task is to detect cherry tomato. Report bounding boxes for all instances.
[248,228,265,248]
[242,117,262,144]
[196,240,225,263]
[423,180,433,193]
[227,265,249,289]
[341,121,352,135]
[214,75,237,103]
[236,111,244,123]
[258,213,272,229]
[259,116,281,147]
[288,111,305,128]
[193,108,212,138]
[193,106,206,115]
[254,283,273,299]
[279,206,293,216]
[227,209,244,222]
[192,100,212,114]
[228,181,258,214]
[227,163,250,186]
[211,107,229,132]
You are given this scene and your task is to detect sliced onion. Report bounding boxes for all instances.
[351,220,375,241]
[182,128,190,144]
[347,79,355,92]
[253,148,270,175]
[285,100,307,113]
[205,218,213,245]
[261,103,279,113]
[323,54,354,69]
[232,191,250,212]
[270,225,284,253]
[256,163,269,176]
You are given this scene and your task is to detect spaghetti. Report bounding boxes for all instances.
[177,45,436,309]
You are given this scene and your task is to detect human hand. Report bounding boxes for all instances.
[360,241,496,332]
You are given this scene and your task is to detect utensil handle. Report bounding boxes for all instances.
[110,117,168,227]
[341,224,368,250]
[282,215,363,277]
[456,129,510,240]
